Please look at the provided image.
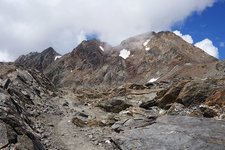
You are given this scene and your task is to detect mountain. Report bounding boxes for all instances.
[15,47,61,72]
[41,31,219,88]
[3,31,225,150]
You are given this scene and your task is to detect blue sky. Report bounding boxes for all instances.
[172,0,225,60]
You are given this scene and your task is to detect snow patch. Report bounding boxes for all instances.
[54,55,61,60]
[143,39,151,47]
[143,39,151,51]
[185,63,192,66]
[119,49,130,59]
[159,109,166,115]
[145,47,150,51]
[105,140,111,144]
[99,46,104,51]
[148,77,159,83]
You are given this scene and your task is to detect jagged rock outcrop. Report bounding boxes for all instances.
[0,63,56,149]
[15,47,61,72]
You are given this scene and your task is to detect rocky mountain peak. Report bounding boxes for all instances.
[15,47,61,71]
[42,46,58,55]
[72,39,104,55]
[70,39,106,68]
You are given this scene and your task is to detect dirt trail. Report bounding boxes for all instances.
[39,91,106,150]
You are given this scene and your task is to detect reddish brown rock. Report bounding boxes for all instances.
[205,90,225,107]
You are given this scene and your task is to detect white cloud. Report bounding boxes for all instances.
[195,39,219,58]
[0,50,12,62]
[173,30,194,44]
[76,31,87,44]
[174,30,219,58]
[0,0,216,60]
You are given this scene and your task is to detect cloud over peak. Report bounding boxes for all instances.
[173,30,194,44]
[174,30,219,58]
[0,50,12,62]
[0,0,216,61]
[195,39,219,58]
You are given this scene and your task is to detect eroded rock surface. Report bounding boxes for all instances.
[111,115,225,150]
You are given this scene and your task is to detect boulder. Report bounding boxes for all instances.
[139,99,157,109]
[204,90,225,107]
[111,115,225,150]
[98,99,132,113]
[2,78,11,90]
[199,105,218,118]
[112,117,156,133]
[156,81,186,108]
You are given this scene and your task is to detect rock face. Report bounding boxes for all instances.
[111,115,225,150]
[15,47,61,72]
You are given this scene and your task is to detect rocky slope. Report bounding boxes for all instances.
[0,62,57,149]
[2,31,225,150]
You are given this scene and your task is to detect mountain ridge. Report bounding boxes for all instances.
[15,31,220,88]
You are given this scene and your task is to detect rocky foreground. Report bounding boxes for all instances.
[1,31,225,149]
[0,62,224,150]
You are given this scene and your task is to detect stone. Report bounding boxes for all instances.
[199,105,218,118]
[156,82,186,108]
[204,90,225,107]
[166,103,185,115]
[112,117,156,133]
[15,135,34,150]
[139,99,157,109]
[99,99,132,113]
[72,117,86,127]
[176,81,211,107]
[0,122,8,149]
[62,101,69,107]
[2,78,11,90]
[112,115,225,150]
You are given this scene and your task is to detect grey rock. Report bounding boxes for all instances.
[2,78,11,89]
[112,117,156,133]
[62,101,69,107]
[139,99,157,109]
[99,99,132,113]
[199,105,218,118]
[112,115,225,150]
[0,122,8,148]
